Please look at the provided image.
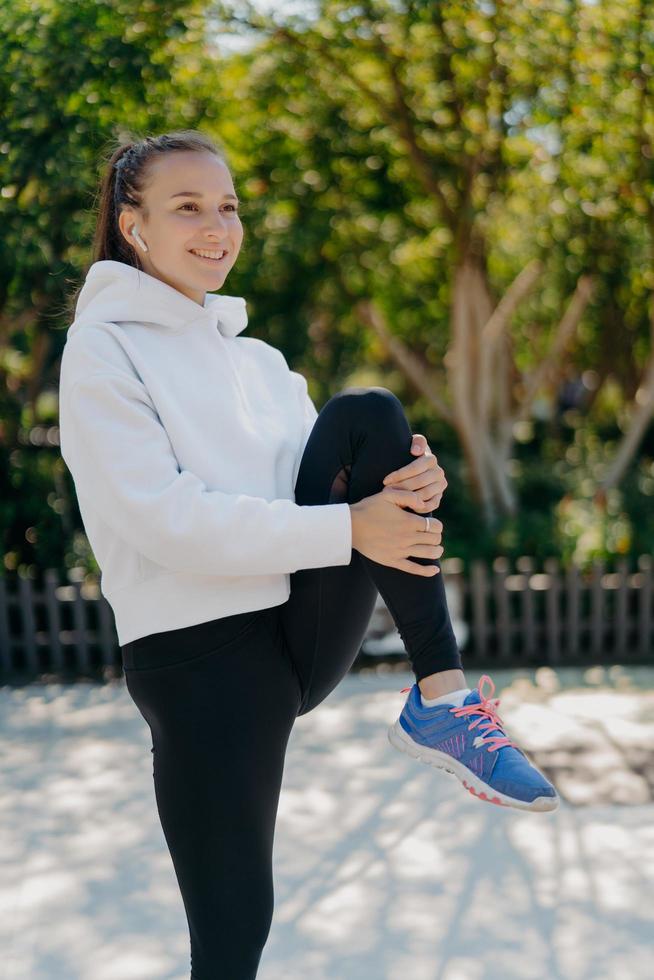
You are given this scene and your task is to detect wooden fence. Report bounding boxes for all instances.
[0,555,652,677]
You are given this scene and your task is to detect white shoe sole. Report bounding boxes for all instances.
[388,720,560,813]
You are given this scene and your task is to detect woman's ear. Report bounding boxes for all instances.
[117,207,137,249]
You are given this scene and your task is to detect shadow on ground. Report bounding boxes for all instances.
[1,665,652,980]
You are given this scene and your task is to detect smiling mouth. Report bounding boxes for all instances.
[189,248,229,263]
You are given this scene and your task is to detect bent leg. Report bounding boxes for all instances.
[279,386,463,716]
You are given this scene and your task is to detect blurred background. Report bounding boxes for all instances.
[1,2,653,978]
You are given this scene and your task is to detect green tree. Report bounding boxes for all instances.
[0,0,215,573]
[212,0,653,529]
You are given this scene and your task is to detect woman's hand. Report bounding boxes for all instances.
[349,486,444,576]
[381,434,447,511]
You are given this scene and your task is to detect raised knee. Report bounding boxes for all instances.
[328,385,404,420]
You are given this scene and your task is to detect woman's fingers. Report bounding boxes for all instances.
[379,486,445,570]
[409,543,444,559]
[394,560,440,576]
[420,493,443,509]
[411,514,443,543]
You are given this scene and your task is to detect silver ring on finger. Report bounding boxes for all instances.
[424,516,430,532]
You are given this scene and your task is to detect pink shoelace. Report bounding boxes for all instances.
[400,672,516,752]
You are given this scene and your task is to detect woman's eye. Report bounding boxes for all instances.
[178,203,239,212]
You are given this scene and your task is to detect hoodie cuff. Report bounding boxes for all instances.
[296,502,352,569]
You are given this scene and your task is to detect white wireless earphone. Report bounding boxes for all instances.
[130,225,149,253]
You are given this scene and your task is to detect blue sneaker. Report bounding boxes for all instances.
[388,674,559,812]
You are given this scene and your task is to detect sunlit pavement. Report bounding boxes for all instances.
[1,665,652,980]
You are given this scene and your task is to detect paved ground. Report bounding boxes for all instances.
[1,664,653,980]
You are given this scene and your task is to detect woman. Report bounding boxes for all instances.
[58,130,558,979]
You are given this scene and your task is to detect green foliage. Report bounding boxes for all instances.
[1,0,654,582]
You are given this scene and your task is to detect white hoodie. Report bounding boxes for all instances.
[58,260,352,646]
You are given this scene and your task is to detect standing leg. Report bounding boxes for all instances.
[122,608,301,978]
[278,386,463,715]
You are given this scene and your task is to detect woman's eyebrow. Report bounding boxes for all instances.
[169,191,239,200]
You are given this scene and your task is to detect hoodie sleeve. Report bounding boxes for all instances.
[59,370,352,577]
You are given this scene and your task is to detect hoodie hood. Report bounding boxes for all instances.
[69,260,248,339]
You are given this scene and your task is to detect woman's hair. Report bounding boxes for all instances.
[64,129,227,320]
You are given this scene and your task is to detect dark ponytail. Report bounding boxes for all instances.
[64,129,227,320]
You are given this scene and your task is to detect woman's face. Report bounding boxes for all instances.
[118,150,244,305]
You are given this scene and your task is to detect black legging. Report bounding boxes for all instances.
[121,386,463,979]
